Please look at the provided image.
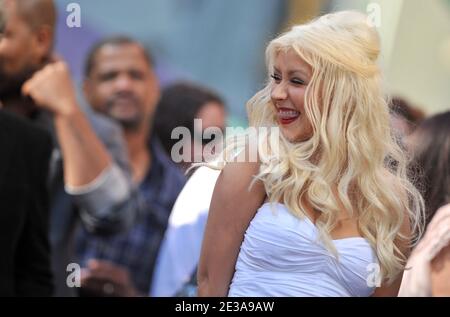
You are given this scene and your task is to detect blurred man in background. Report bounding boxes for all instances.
[76,37,185,296]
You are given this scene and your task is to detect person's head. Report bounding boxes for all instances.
[408,111,450,225]
[0,0,55,82]
[249,11,385,145]
[154,82,226,167]
[389,97,425,139]
[83,36,160,132]
[239,11,424,284]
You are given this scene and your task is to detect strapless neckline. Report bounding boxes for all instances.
[229,202,379,296]
[261,202,369,243]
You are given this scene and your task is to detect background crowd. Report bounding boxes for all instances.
[0,0,449,297]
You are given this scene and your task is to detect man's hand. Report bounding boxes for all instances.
[22,61,78,117]
[80,259,141,297]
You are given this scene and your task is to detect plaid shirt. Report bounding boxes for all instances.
[75,138,186,294]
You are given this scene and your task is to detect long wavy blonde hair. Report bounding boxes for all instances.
[205,11,425,284]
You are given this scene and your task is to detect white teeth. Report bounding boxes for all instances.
[277,110,300,119]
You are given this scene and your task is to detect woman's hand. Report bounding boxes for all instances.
[398,204,450,296]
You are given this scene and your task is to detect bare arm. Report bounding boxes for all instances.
[197,161,266,297]
[55,108,113,186]
[22,61,112,187]
[22,62,138,234]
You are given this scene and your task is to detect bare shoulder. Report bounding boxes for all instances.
[219,160,261,191]
[215,138,265,196]
[212,160,266,221]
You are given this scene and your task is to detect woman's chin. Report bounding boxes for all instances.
[280,129,312,144]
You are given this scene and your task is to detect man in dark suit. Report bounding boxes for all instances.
[0,110,53,296]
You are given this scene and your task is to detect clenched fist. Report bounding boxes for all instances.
[22,62,78,117]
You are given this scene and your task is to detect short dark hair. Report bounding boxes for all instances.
[153,82,225,156]
[84,36,154,78]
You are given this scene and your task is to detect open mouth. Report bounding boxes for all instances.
[276,107,300,125]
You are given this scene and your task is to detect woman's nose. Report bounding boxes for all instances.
[271,82,288,101]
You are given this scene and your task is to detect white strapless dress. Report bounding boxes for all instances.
[228,203,378,297]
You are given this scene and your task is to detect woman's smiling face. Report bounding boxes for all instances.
[270,49,313,142]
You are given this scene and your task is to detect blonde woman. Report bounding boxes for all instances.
[197,11,424,297]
